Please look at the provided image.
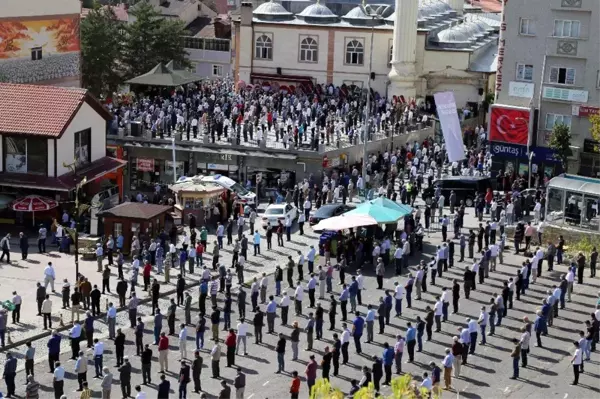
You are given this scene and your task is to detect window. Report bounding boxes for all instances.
[254,34,273,60]
[545,113,572,130]
[553,20,580,38]
[516,63,534,81]
[519,18,536,35]
[74,128,91,166]
[549,67,576,85]
[113,222,123,238]
[3,136,48,175]
[299,36,318,63]
[345,39,364,65]
[389,41,393,63]
[212,64,223,77]
[31,47,42,60]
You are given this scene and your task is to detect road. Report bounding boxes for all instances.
[0,202,599,398]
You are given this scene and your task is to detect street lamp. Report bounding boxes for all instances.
[63,160,87,282]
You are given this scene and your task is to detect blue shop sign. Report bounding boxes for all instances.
[490,142,558,163]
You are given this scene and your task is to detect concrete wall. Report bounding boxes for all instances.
[187,48,232,79]
[2,0,80,17]
[56,102,107,176]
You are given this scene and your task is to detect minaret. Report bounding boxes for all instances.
[388,0,418,99]
[446,0,464,16]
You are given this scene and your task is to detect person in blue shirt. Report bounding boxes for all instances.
[47,331,62,372]
[352,312,364,354]
[348,278,359,313]
[253,230,261,256]
[384,291,393,325]
[4,352,17,397]
[382,342,394,385]
[339,285,349,321]
[116,234,124,251]
[365,305,376,343]
[405,322,417,362]
[153,310,163,345]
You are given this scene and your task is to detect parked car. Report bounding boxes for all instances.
[261,203,298,228]
[422,176,494,207]
[308,203,356,226]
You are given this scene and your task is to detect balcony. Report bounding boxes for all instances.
[182,36,231,52]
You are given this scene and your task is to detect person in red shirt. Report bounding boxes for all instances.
[158,332,169,373]
[305,355,318,394]
[195,242,204,268]
[143,261,152,291]
[290,371,301,399]
[225,329,237,367]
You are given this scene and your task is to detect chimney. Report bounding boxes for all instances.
[241,1,253,26]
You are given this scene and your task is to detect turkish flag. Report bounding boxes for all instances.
[489,106,530,145]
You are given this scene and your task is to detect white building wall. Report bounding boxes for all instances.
[2,0,80,18]
[56,102,106,176]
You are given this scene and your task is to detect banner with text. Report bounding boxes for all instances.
[434,91,465,163]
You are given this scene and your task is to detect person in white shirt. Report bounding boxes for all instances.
[340,324,350,364]
[537,220,546,246]
[394,246,403,275]
[478,306,489,345]
[134,385,148,399]
[571,341,583,385]
[294,285,304,315]
[394,282,404,317]
[236,319,248,355]
[489,243,499,272]
[520,328,531,367]
[420,371,433,391]
[41,294,53,329]
[179,323,188,359]
[467,318,478,354]
[92,339,104,378]
[44,262,56,292]
[530,253,539,283]
[434,297,443,332]
[533,201,542,223]
[565,271,575,302]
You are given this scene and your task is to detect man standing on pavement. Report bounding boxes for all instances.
[192,350,202,393]
[141,344,152,385]
[234,368,246,399]
[44,262,56,292]
[4,352,17,398]
[158,332,170,373]
[53,361,65,399]
[100,366,112,399]
[118,357,132,398]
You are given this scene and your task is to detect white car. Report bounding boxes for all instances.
[262,203,298,228]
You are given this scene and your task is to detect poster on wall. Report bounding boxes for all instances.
[433,91,465,163]
[0,16,81,85]
[489,105,530,145]
[137,159,155,172]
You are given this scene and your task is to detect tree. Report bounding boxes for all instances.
[121,1,189,78]
[549,123,573,173]
[589,113,600,142]
[80,6,123,98]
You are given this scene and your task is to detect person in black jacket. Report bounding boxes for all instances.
[19,232,29,260]
[176,275,185,306]
[371,356,383,393]
[452,279,460,314]
[157,375,170,398]
[192,350,203,393]
[90,285,101,317]
[115,329,125,367]
[118,357,132,398]
[332,335,341,377]
[329,296,337,331]
[151,279,160,315]
[321,347,332,380]
[178,360,191,399]
[116,279,128,308]
[141,344,152,385]
[253,309,264,344]
[237,288,247,320]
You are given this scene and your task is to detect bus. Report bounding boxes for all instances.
[200,175,256,204]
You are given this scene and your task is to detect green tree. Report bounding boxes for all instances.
[121,1,189,78]
[80,6,123,98]
[549,123,573,173]
[589,113,600,142]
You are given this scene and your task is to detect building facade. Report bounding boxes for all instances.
[233,0,499,108]
[0,0,82,86]
[494,0,600,176]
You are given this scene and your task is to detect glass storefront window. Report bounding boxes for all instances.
[582,196,600,232]
[546,187,565,225]
[565,191,583,226]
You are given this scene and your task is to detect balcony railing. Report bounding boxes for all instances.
[182,36,230,52]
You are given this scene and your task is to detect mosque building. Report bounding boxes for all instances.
[232,0,500,107]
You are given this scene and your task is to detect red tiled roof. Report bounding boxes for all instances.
[468,0,503,13]
[0,83,111,138]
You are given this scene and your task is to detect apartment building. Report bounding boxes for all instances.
[493,0,600,176]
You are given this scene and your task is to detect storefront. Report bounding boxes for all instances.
[490,141,560,179]
[130,157,190,192]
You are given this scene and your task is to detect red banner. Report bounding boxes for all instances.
[489,106,530,145]
[137,158,155,172]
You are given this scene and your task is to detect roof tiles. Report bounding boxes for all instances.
[0,83,88,137]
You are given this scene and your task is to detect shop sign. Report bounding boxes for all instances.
[491,142,527,158]
[204,152,237,163]
[572,105,600,117]
[508,82,534,99]
[583,139,600,155]
[137,158,154,172]
[543,86,588,103]
[495,0,508,94]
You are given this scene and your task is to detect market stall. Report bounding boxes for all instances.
[169,176,226,227]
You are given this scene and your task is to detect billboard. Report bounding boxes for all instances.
[0,16,81,85]
[489,105,531,146]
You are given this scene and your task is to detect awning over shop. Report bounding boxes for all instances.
[0,156,127,192]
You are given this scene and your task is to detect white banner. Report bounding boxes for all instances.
[434,91,465,163]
